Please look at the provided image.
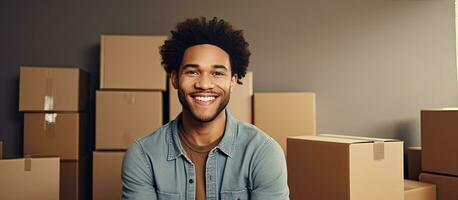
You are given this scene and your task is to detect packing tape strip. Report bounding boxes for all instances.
[24,155,32,172]
[124,92,136,105]
[373,141,384,160]
[44,69,54,110]
[44,113,57,137]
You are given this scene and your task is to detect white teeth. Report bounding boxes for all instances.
[195,96,215,102]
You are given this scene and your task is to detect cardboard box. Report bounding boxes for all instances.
[96,91,162,150]
[404,179,436,200]
[408,147,422,180]
[100,35,167,90]
[420,173,458,200]
[254,92,316,153]
[19,66,88,111]
[93,151,125,200]
[421,109,458,176]
[287,134,404,200]
[0,157,60,200]
[169,72,254,123]
[61,158,89,200]
[24,113,88,160]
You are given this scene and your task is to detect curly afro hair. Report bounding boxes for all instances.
[160,17,250,84]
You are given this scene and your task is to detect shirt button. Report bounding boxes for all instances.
[189,179,194,184]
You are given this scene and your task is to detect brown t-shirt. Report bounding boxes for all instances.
[178,128,222,200]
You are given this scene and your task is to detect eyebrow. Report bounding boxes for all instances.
[181,64,228,71]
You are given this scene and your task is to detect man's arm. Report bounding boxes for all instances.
[250,138,290,200]
[122,141,157,200]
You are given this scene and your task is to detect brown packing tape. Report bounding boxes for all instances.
[373,141,384,160]
[24,155,32,171]
[123,92,136,105]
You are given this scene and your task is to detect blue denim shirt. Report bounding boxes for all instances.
[122,111,289,200]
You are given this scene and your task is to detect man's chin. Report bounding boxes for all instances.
[189,110,222,123]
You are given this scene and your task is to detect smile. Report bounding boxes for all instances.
[190,93,219,104]
[194,96,216,102]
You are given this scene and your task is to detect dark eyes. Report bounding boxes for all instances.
[213,71,225,76]
[183,71,225,76]
[185,71,198,75]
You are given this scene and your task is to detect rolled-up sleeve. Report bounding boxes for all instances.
[122,141,157,200]
[250,139,290,200]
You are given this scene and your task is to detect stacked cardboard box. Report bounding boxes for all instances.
[169,71,254,123]
[0,155,60,200]
[418,109,458,199]
[254,92,316,153]
[94,35,167,200]
[19,66,89,200]
[287,134,404,200]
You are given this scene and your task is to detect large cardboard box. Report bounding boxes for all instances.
[61,158,89,200]
[93,151,125,200]
[0,157,60,200]
[100,35,167,90]
[408,147,422,180]
[169,71,254,123]
[24,113,88,160]
[96,91,162,150]
[19,66,88,111]
[420,173,458,200]
[421,109,458,176]
[287,134,404,200]
[404,179,436,200]
[254,92,316,153]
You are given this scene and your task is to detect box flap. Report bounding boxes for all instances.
[319,134,399,143]
[422,107,458,111]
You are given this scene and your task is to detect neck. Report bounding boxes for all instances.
[180,110,226,146]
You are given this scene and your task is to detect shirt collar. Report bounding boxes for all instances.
[167,110,237,161]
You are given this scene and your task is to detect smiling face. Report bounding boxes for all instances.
[171,44,237,123]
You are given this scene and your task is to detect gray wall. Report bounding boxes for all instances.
[1,0,457,158]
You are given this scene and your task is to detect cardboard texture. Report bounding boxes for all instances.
[408,147,422,180]
[0,157,60,200]
[61,158,89,200]
[96,91,162,150]
[254,92,316,153]
[93,151,125,200]
[169,71,254,123]
[287,134,404,200]
[24,113,88,160]
[420,173,458,200]
[421,109,458,176]
[404,179,436,200]
[19,66,88,111]
[100,35,167,90]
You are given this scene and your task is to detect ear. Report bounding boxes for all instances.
[171,70,179,89]
[230,74,237,93]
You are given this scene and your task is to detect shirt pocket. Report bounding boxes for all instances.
[220,189,249,200]
[157,191,181,200]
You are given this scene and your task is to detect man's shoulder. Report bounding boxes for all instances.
[233,120,281,154]
[128,122,173,155]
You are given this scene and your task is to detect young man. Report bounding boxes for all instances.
[122,17,289,200]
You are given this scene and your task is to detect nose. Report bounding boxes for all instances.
[195,74,214,90]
